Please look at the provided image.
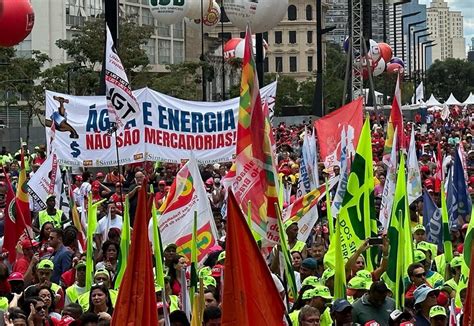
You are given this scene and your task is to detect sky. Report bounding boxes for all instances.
[419,0,473,52]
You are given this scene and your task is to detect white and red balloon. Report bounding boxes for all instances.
[223,0,288,33]
[185,0,221,32]
[0,0,35,47]
[223,36,268,61]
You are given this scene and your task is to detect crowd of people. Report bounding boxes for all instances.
[0,103,472,325]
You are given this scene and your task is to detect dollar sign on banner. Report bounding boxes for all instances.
[70,141,81,158]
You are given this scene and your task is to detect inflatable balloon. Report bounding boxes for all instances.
[0,0,35,47]
[223,0,288,33]
[369,39,381,62]
[223,36,267,61]
[390,57,405,68]
[187,0,210,19]
[377,42,393,63]
[185,0,220,32]
[150,0,190,25]
[372,58,386,77]
[386,62,404,75]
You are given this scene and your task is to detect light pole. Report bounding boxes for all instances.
[424,43,437,88]
[416,32,432,83]
[412,27,428,78]
[401,11,420,63]
[392,0,410,57]
[407,20,426,76]
[421,40,434,86]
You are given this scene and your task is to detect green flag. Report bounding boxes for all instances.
[114,197,131,290]
[190,211,198,308]
[333,204,347,299]
[276,204,298,300]
[151,198,165,289]
[385,154,412,309]
[337,117,377,270]
[441,184,453,265]
[86,195,106,290]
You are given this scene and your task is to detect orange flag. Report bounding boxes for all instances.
[111,181,158,326]
[221,191,285,325]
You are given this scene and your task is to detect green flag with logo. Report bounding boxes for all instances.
[337,117,378,270]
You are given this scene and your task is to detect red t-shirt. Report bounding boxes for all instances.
[13,256,30,275]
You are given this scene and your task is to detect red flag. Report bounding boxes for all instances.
[382,76,405,163]
[434,143,443,193]
[463,241,474,326]
[314,97,363,171]
[221,191,285,325]
[3,173,23,263]
[111,181,158,326]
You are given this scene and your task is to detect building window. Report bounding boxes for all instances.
[158,39,171,64]
[263,32,268,42]
[173,41,184,64]
[264,57,269,72]
[308,56,313,72]
[289,31,297,44]
[240,32,246,38]
[288,5,297,21]
[275,31,283,44]
[145,40,156,64]
[173,22,184,39]
[275,57,283,72]
[141,8,154,26]
[306,5,313,20]
[290,56,297,72]
[218,32,232,41]
[157,22,170,37]
[307,31,313,43]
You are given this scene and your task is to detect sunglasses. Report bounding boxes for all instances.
[35,305,46,312]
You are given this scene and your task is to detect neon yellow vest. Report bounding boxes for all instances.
[291,240,306,253]
[66,284,87,304]
[0,297,8,311]
[169,295,179,312]
[78,288,118,312]
[39,209,63,229]
[289,309,300,326]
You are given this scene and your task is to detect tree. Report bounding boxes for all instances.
[425,58,474,102]
[150,62,203,100]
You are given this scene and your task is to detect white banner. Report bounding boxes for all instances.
[105,24,140,132]
[27,154,62,212]
[45,82,277,167]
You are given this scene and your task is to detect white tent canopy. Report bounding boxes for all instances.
[425,94,442,107]
[444,93,461,106]
[463,92,474,105]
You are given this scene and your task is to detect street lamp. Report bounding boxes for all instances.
[392,0,411,56]
[424,43,437,88]
[401,11,420,63]
[407,20,426,76]
[412,27,428,80]
[421,40,434,86]
[416,32,432,82]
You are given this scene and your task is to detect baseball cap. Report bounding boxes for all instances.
[429,305,447,318]
[164,243,177,251]
[301,276,320,288]
[75,260,86,270]
[347,276,372,290]
[417,241,435,256]
[321,268,335,284]
[414,250,427,263]
[37,259,54,270]
[94,268,110,279]
[211,264,224,277]
[7,272,24,282]
[201,275,217,288]
[218,251,226,262]
[310,284,333,300]
[331,298,352,313]
[413,224,426,233]
[450,256,463,268]
[198,266,212,278]
[159,180,166,185]
[75,175,83,182]
[301,258,317,270]
[414,284,439,306]
[21,239,39,249]
[355,269,373,281]
[302,288,316,300]
[284,219,298,230]
[96,172,104,177]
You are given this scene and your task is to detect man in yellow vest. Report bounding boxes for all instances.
[65,260,87,305]
[37,195,66,230]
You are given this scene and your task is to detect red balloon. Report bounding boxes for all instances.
[387,62,404,75]
[377,42,393,63]
[0,0,35,47]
